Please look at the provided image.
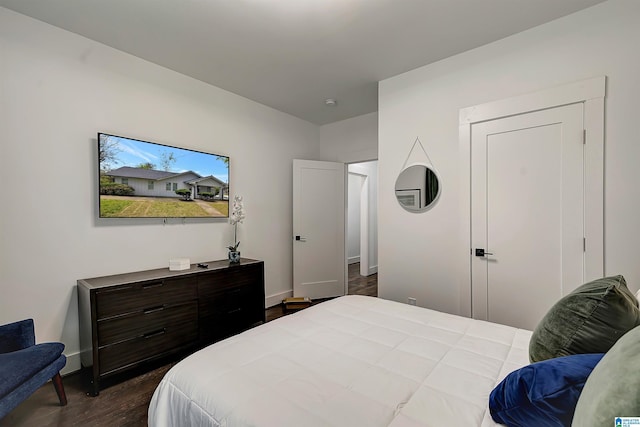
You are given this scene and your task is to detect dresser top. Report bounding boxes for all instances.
[78,258,262,289]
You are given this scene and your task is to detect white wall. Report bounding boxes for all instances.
[378,0,640,314]
[318,112,378,163]
[319,114,379,276]
[0,8,318,373]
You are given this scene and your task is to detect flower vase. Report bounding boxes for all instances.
[228,250,241,264]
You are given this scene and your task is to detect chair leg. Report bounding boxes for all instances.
[51,373,67,406]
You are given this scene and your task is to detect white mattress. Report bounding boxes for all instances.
[149,295,532,427]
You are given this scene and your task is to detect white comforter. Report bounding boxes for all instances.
[149,295,531,427]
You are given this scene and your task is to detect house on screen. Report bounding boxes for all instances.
[106,166,228,200]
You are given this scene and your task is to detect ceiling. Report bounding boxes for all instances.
[0,0,607,125]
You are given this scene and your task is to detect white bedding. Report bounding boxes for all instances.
[149,295,532,427]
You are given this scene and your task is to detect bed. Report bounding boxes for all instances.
[148,295,532,426]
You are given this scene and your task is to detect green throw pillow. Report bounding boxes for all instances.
[529,275,640,362]
[571,325,640,426]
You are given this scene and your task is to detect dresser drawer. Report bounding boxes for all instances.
[198,264,262,297]
[98,309,198,375]
[199,284,263,343]
[98,301,197,346]
[198,283,253,317]
[96,276,197,319]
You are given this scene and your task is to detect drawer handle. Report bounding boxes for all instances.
[143,305,165,314]
[143,328,166,339]
[100,285,133,294]
[142,282,164,289]
[228,308,242,315]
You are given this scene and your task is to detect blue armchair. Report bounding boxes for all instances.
[0,319,67,419]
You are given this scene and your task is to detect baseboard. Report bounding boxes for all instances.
[368,265,378,276]
[348,256,360,264]
[62,351,81,376]
[266,290,292,308]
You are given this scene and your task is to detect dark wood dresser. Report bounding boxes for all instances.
[77,258,264,395]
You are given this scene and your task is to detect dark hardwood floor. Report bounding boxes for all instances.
[1,263,377,427]
[346,261,378,297]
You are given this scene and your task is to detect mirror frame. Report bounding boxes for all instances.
[394,163,442,213]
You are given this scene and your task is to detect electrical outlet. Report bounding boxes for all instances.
[408,297,417,306]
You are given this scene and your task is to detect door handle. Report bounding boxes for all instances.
[295,235,307,242]
[475,248,494,257]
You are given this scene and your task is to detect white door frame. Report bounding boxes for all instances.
[348,165,371,277]
[458,76,605,317]
[359,173,370,277]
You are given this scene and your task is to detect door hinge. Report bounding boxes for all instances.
[583,237,586,252]
[583,129,586,145]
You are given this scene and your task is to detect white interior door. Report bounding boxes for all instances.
[471,103,584,330]
[293,159,346,299]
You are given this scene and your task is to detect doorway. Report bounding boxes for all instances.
[347,161,378,281]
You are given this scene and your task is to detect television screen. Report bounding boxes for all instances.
[98,133,229,218]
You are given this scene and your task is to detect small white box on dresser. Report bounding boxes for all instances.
[169,258,190,271]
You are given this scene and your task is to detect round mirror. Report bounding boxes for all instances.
[395,164,441,212]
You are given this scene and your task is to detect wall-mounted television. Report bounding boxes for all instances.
[98,133,229,218]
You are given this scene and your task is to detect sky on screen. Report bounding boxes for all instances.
[105,135,229,183]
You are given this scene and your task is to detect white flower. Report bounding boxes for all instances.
[228,195,245,252]
[230,195,245,225]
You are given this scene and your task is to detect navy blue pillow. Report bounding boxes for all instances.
[489,353,604,427]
